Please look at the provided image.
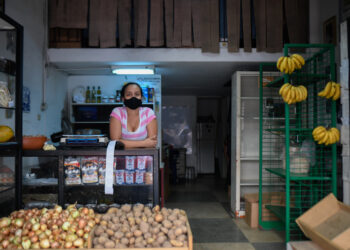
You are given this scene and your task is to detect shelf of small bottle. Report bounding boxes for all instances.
[0,106,15,110]
[65,183,153,187]
[72,102,154,106]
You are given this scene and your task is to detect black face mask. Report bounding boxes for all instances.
[124,97,142,110]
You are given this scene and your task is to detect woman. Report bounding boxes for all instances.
[110,82,157,148]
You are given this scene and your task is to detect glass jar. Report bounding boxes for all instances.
[102,95,109,103]
[109,95,115,103]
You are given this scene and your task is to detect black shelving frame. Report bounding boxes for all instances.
[0,12,23,211]
[23,148,159,207]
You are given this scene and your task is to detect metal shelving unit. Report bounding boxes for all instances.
[231,71,282,217]
[0,12,23,216]
[259,44,337,242]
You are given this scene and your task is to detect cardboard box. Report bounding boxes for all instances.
[245,193,259,228]
[296,193,350,250]
[244,192,287,228]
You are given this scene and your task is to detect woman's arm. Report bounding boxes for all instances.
[109,116,158,148]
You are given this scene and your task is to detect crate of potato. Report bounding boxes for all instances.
[88,204,193,249]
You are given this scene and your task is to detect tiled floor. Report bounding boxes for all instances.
[165,175,286,250]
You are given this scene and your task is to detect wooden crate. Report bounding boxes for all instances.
[49,28,82,48]
[88,216,193,250]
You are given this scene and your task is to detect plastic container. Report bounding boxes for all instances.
[22,136,47,150]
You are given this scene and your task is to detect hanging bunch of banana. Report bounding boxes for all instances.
[276,54,305,74]
[312,126,340,145]
[279,83,308,104]
[318,81,341,101]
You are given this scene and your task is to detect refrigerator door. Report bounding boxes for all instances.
[198,123,216,139]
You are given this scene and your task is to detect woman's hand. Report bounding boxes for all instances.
[143,135,157,148]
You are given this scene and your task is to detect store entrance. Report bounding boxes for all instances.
[162,95,231,204]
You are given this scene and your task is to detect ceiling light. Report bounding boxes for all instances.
[111,66,155,75]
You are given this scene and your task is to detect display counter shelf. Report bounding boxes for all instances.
[23,148,159,207]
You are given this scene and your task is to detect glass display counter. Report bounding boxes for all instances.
[23,148,159,209]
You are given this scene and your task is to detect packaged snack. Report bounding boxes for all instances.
[146,156,153,171]
[98,157,116,184]
[145,172,153,185]
[115,170,125,185]
[125,156,136,170]
[81,156,99,184]
[116,156,125,170]
[64,157,81,185]
[136,156,147,170]
[125,170,135,184]
[135,170,145,184]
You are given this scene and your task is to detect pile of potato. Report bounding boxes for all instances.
[92,204,188,248]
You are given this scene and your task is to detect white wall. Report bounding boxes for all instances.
[162,96,197,171]
[6,0,68,137]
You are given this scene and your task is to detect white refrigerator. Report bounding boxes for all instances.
[197,122,216,174]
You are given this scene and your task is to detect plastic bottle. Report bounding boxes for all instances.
[85,86,90,103]
[97,86,102,103]
[91,86,96,103]
[141,85,148,102]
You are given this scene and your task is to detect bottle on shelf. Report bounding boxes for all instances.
[116,90,121,103]
[85,86,91,103]
[97,86,102,103]
[141,85,148,103]
[91,86,96,103]
[148,87,154,102]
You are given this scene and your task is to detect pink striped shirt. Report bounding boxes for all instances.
[110,107,156,140]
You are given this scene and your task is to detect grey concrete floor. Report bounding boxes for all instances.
[164,175,286,250]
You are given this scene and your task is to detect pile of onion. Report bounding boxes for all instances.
[0,204,99,249]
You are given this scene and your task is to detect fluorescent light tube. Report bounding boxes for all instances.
[111,67,154,75]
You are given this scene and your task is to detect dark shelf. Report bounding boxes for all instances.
[0,142,18,147]
[0,106,15,110]
[0,142,19,156]
[265,205,286,223]
[23,148,158,156]
[0,185,15,194]
[265,168,332,181]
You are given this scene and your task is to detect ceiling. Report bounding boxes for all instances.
[52,61,262,96]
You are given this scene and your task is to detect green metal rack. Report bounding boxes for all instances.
[259,44,337,242]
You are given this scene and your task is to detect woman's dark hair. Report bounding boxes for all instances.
[120,82,143,98]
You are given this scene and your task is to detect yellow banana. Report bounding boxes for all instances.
[292,54,305,66]
[288,57,295,74]
[299,86,308,100]
[280,57,288,73]
[281,84,292,97]
[290,86,296,101]
[285,89,292,104]
[314,130,326,141]
[277,56,285,70]
[295,87,302,102]
[318,131,329,144]
[332,83,341,101]
[292,56,302,69]
[312,126,325,137]
[320,82,333,98]
[326,82,337,99]
[318,90,326,97]
[279,83,290,95]
[330,128,340,142]
[327,131,336,145]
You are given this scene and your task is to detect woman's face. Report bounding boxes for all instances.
[123,84,142,100]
